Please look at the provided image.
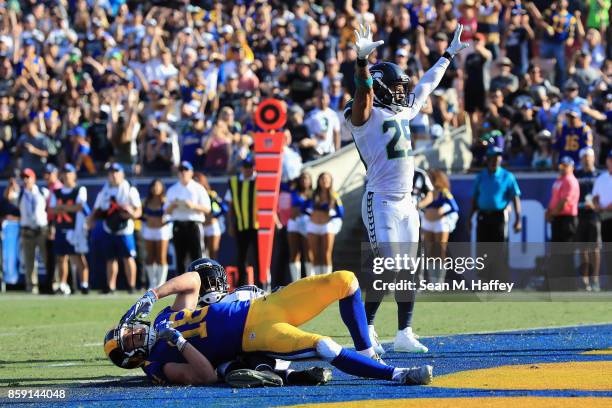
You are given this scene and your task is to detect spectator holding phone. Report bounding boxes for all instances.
[91,163,142,294]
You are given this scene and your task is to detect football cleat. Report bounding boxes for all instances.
[286,367,332,386]
[368,325,385,355]
[225,369,283,388]
[393,327,428,353]
[398,365,433,385]
[372,353,386,365]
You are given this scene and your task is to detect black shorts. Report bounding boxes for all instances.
[576,215,601,249]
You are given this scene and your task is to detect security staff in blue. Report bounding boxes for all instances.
[468,146,522,242]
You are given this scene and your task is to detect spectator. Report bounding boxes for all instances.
[490,58,519,95]
[546,156,580,288]
[528,0,578,87]
[476,0,502,59]
[226,156,260,287]
[288,172,313,282]
[194,173,227,261]
[569,50,600,97]
[203,120,233,174]
[17,120,52,176]
[464,33,492,123]
[422,169,459,284]
[532,129,554,170]
[49,164,89,295]
[304,92,341,156]
[42,164,63,294]
[504,8,535,77]
[19,168,48,294]
[285,56,320,108]
[592,150,612,286]
[575,148,601,291]
[287,105,316,162]
[306,172,344,276]
[165,161,211,274]
[142,179,171,289]
[552,109,593,166]
[144,125,175,173]
[91,163,141,294]
[1,177,20,290]
[469,146,522,242]
[582,29,606,69]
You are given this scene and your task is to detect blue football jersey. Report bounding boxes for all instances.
[142,301,251,384]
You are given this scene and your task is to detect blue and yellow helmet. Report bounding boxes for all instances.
[104,320,155,369]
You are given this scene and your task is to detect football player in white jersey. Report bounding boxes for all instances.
[345,24,468,353]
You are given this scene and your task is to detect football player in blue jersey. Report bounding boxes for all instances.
[104,258,433,386]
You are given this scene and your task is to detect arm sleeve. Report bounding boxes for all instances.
[407,57,451,120]
[508,173,521,198]
[592,177,601,198]
[164,186,175,210]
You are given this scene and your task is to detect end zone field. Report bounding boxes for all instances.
[0,294,611,406]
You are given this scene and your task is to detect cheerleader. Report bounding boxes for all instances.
[194,172,227,260]
[142,179,172,288]
[288,172,313,281]
[306,172,344,275]
[421,169,459,284]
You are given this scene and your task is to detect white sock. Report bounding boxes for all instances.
[357,347,376,358]
[289,262,301,282]
[324,265,333,275]
[158,264,168,286]
[81,281,89,289]
[315,265,324,275]
[399,327,413,335]
[304,262,314,277]
[145,265,156,289]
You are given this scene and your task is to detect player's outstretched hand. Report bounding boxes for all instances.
[354,23,384,60]
[446,24,470,57]
[119,289,158,324]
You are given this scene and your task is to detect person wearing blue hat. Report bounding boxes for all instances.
[546,154,580,289]
[575,147,601,291]
[90,162,142,294]
[49,163,90,295]
[552,107,593,167]
[166,161,211,274]
[469,144,522,243]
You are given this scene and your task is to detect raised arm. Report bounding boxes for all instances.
[351,24,384,127]
[119,272,201,324]
[409,24,469,117]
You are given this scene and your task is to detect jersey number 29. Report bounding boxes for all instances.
[383,119,411,160]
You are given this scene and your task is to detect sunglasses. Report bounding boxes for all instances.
[178,167,191,172]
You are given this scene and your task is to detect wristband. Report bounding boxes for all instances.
[356,58,368,67]
[354,76,373,89]
[176,336,187,352]
[442,51,453,61]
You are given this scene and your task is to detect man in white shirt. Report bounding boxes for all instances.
[19,168,48,294]
[91,163,142,294]
[593,150,612,285]
[165,161,211,273]
[304,93,341,157]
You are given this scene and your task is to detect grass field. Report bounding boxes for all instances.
[1,293,611,388]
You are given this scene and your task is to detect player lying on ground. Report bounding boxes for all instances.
[346,23,469,354]
[104,258,433,386]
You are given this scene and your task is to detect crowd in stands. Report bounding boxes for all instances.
[0,0,608,178]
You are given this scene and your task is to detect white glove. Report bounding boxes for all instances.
[354,23,384,60]
[445,24,470,57]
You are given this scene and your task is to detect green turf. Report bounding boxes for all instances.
[0,294,611,387]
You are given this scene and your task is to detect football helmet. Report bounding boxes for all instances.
[189,258,229,305]
[369,62,415,112]
[104,319,156,369]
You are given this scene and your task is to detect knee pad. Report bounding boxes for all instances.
[316,338,342,362]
